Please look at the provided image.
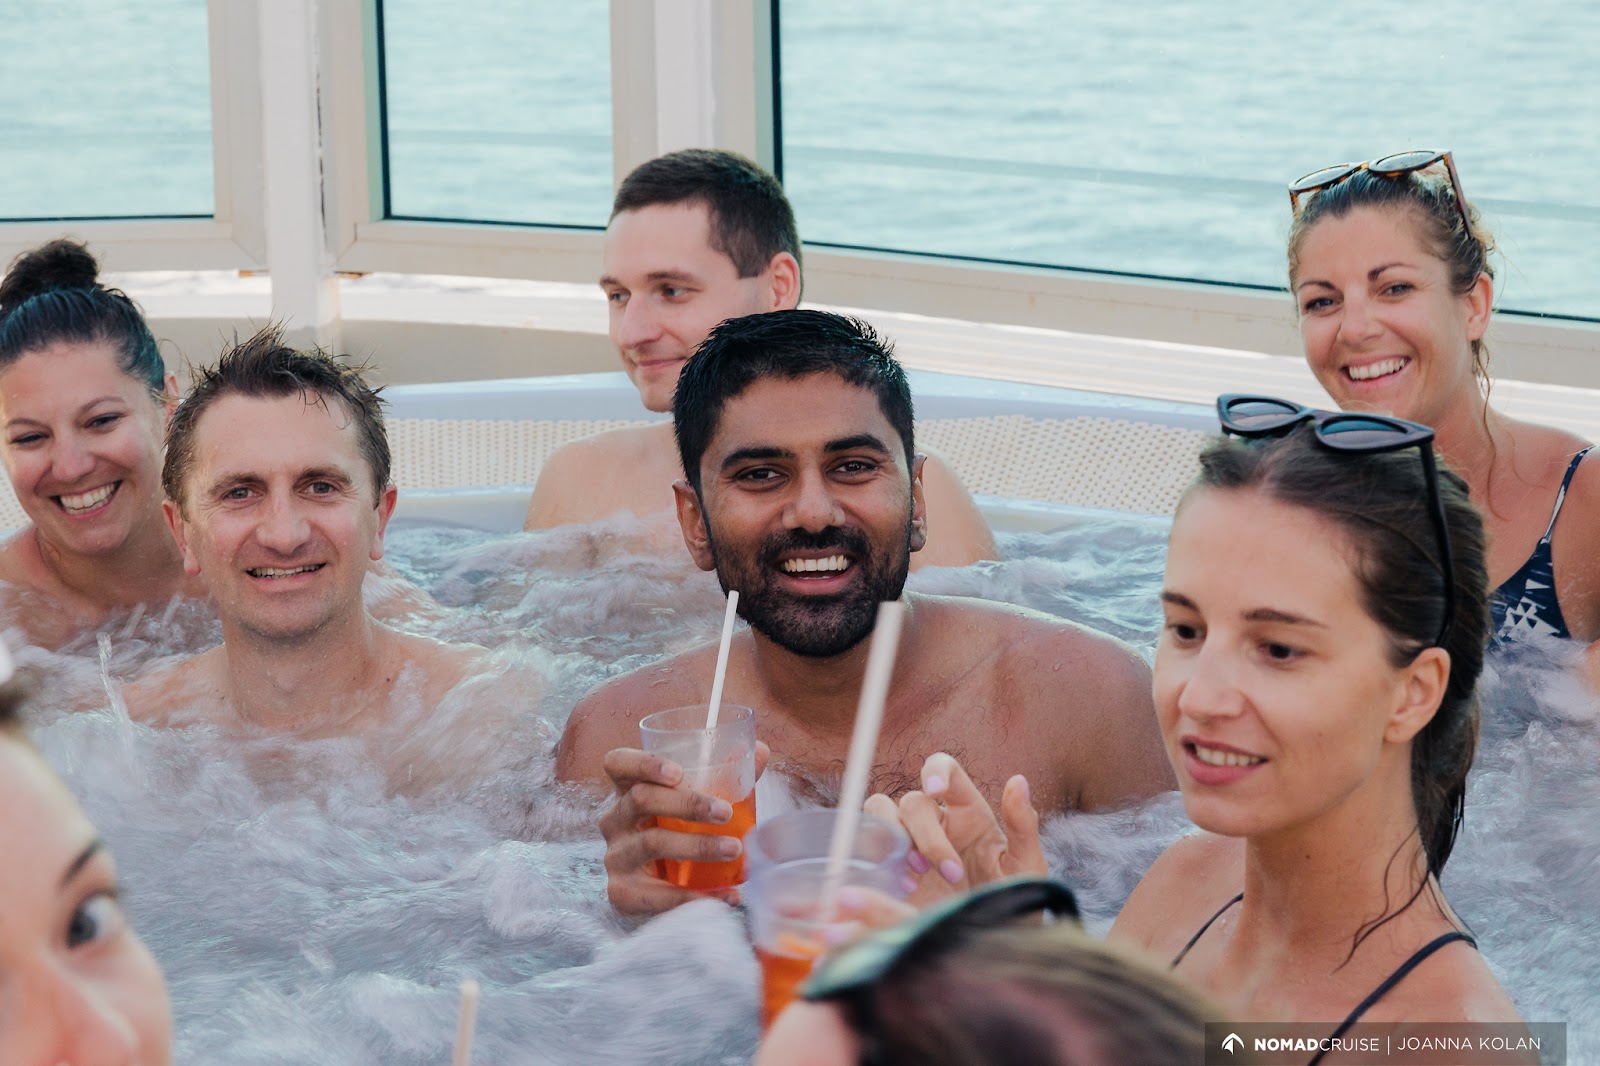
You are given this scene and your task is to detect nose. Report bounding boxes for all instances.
[1173,640,1248,723]
[613,294,664,352]
[1336,292,1383,348]
[49,433,98,485]
[35,964,142,1066]
[783,469,845,534]
[255,491,311,555]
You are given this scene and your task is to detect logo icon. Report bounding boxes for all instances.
[1222,1033,1244,1053]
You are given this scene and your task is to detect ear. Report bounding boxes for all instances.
[1383,645,1450,745]
[162,498,202,577]
[673,479,717,572]
[763,251,802,311]
[160,372,180,426]
[1462,272,1494,343]
[369,484,399,562]
[908,454,929,554]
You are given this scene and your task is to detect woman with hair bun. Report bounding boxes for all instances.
[0,239,199,645]
[1286,152,1600,655]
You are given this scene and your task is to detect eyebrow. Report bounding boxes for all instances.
[1294,261,1413,293]
[825,434,892,455]
[598,269,700,289]
[1160,592,1326,628]
[717,435,894,475]
[719,445,794,473]
[6,396,127,429]
[61,839,104,888]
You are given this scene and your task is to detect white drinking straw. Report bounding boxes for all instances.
[451,978,480,1066]
[704,590,740,730]
[817,599,908,918]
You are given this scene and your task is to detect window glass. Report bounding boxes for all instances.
[778,2,1600,319]
[381,0,612,228]
[0,1,213,220]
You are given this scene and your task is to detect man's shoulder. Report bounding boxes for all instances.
[527,423,675,529]
[123,646,226,724]
[571,645,717,723]
[912,593,1142,662]
[555,644,718,782]
[548,423,669,466]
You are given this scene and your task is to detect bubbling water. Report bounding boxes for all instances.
[17,512,1600,1063]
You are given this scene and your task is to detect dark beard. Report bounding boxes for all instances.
[709,524,910,658]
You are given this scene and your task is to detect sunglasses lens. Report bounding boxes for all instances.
[1289,163,1357,194]
[1224,398,1302,431]
[1370,149,1443,175]
[1319,416,1410,448]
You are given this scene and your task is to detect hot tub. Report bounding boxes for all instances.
[22,370,1596,1065]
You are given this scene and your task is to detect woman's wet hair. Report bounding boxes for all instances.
[1287,167,1498,381]
[844,920,1215,1065]
[1194,426,1489,885]
[0,239,166,394]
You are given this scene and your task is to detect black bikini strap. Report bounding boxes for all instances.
[1307,931,1479,1064]
[1170,892,1243,968]
[1540,446,1594,541]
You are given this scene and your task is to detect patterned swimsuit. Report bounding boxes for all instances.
[1491,447,1593,642]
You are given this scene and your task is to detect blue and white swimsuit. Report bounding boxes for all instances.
[1491,446,1593,642]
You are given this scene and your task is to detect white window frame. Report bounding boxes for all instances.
[1,0,1593,385]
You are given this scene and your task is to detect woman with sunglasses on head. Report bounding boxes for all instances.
[0,239,201,648]
[757,878,1218,1066]
[879,405,1527,1049]
[1109,407,1527,1050]
[0,644,174,1064]
[1287,151,1600,657]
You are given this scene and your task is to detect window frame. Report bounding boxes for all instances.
[0,0,1591,386]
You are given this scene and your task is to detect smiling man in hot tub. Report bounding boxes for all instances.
[557,310,1173,918]
[124,330,488,765]
[523,148,997,571]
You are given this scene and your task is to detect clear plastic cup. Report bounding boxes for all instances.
[744,810,910,1028]
[638,704,757,892]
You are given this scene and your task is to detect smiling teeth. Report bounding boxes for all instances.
[58,483,116,513]
[1193,744,1265,768]
[782,555,849,574]
[249,566,320,578]
[1347,358,1407,381]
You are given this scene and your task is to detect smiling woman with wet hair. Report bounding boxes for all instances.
[0,653,174,1065]
[0,239,201,647]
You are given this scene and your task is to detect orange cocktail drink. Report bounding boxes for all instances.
[656,788,756,889]
[745,811,910,1028]
[639,703,757,893]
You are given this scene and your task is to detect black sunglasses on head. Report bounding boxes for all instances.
[800,877,1081,1065]
[1288,148,1473,241]
[1216,394,1456,648]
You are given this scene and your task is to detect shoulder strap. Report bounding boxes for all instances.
[1540,446,1594,541]
[1170,892,1243,968]
[1310,931,1479,1060]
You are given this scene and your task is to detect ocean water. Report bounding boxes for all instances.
[1,2,1596,318]
[16,515,1600,1064]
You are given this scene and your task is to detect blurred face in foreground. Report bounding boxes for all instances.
[0,736,173,1065]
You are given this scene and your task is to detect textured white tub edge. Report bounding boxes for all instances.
[382,369,1213,534]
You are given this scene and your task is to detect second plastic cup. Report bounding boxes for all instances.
[638,703,757,892]
[744,810,910,1029]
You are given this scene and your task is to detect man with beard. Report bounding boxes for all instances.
[555,310,1172,918]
